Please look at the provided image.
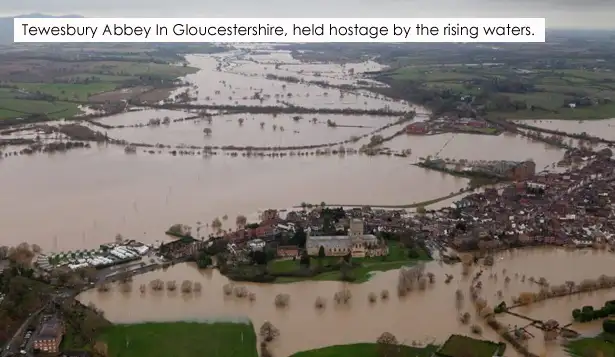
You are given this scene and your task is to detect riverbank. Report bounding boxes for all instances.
[289,343,438,357]
[98,321,258,357]
[297,189,470,209]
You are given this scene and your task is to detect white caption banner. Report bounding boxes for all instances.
[14,18,546,43]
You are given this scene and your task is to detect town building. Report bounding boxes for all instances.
[33,317,64,353]
[277,245,300,257]
[405,122,429,135]
[305,219,386,258]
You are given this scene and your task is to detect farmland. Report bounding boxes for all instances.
[0,44,204,120]
[387,65,615,120]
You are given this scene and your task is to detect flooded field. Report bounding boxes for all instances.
[0,146,468,250]
[78,248,615,357]
[104,112,402,147]
[517,119,615,140]
[175,53,413,111]
[0,49,596,252]
[383,132,565,170]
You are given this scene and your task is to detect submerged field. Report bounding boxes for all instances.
[99,322,258,357]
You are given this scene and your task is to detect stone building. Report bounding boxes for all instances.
[305,219,386,258]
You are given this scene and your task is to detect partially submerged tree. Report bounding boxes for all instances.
[259,321,280,342]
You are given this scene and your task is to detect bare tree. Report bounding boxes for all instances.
[212,217,223,232]
[334,289,352,304]
[368,292,378,303]
[259,321,280,342]
[315,296,326,309]
[223,283,234,295]
[275,293,290,307]
[376,332,399,357]
[150,279,164,291]
[377,332,398,345]
[181,280,193,293]
[236,215,247,229]
[234,286,248,298]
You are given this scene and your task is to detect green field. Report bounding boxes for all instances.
[0,98,81,119]
[0,59,199,120]
[99,322,258,357]
[566,333,615,357]
[270,241,431,284]
[82,61,199,80]
[290,343,438,357]
[13,82,120,101]
[389,65,615,120]
[437,334,504,357]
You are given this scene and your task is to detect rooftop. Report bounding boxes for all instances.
[35,317,63,340]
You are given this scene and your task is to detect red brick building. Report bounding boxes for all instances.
[277,245,300,257]
[405,123,428,135]
[33,318,64,353]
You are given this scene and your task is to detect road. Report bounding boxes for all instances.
[0,305,46,357]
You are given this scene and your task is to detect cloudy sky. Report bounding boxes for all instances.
[1,0,613,29]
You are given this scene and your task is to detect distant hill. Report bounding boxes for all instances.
[0,13,83,43]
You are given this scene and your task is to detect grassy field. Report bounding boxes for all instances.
[390,65,615,120]
[271,241,431,284]
[13,82,120,101]
[99,322,258,357]
[0,53,199,120]
[437,334,504,357]
[566,333,615,357]
[0,98,81,119]
[290,343,438,357]
[80,61,199,80]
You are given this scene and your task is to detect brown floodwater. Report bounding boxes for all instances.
[78,248,615,357]
[518,119,615,140]
[0,50,573,251]
[3,48,615,356]
[0,146,467,250]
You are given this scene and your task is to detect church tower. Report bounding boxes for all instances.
[349,219,364,243]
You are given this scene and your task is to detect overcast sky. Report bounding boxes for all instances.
[1,0,612,29]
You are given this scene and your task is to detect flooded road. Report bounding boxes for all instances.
[78,248,615,357]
